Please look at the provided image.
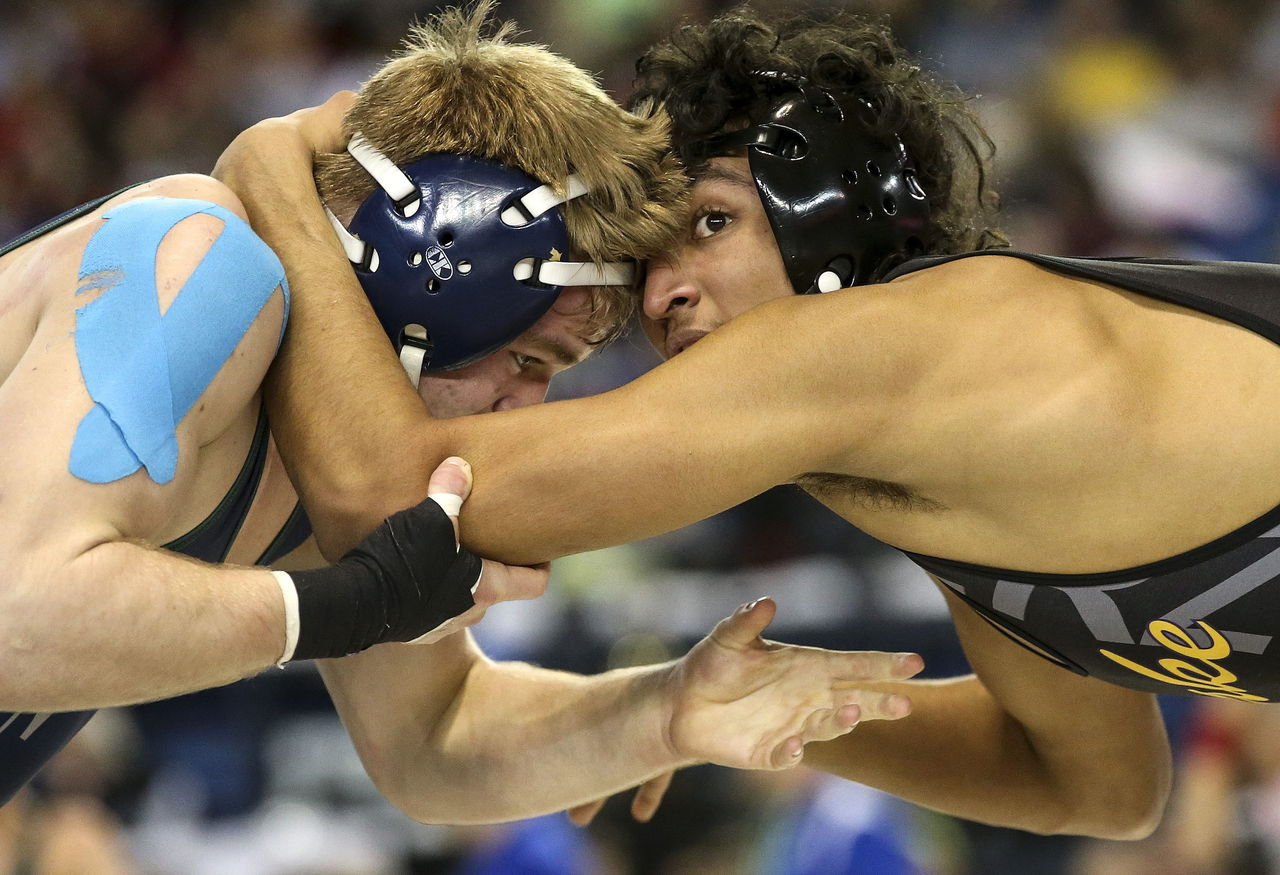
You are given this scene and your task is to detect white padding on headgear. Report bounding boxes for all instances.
[348,133,421,217]
[526,259,635,286]
[400,343,427,388]
[324,205,379,272]
[816,270,843,293]
[501,174,590,226]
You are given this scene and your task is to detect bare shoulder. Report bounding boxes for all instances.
[106,173,248,218]
[7,175,254,320]
[784,253,1133,489]
[0,173,287,550]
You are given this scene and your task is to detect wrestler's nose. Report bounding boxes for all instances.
[492,375,551,412]
[642,259,701,320]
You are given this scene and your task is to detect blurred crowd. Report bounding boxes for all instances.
[3,0,1280,873]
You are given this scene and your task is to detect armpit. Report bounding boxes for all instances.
[795,471,945,512]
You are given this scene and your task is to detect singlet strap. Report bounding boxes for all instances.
[0,185,140,259]
[255,501,314,566]
[161,404,271,563]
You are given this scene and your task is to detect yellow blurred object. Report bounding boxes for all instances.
[1047,37,1172,125]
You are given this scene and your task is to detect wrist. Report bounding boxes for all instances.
[271,571,300,665]
[643,660,700,769]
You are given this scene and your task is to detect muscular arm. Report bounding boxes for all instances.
[803,585,1171,839]
[0,177,290,710]
[242,159,904,560]
[320,633,683,824]
[321,594,919,825]
[213,103,906,563]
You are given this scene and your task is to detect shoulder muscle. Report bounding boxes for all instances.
[0,180,287,555]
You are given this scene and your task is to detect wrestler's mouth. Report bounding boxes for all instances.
[666,328,709,358]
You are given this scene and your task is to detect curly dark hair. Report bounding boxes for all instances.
[629,5,1007,257]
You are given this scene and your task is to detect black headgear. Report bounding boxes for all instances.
[690,72,930,294]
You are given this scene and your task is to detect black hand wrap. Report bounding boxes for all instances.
[288,497,481,660]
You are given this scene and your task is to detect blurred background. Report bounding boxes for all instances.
[3,0,1280,872]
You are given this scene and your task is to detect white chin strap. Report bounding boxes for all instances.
[325,134,637,388]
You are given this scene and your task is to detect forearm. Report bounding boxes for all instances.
[804,674,1168,839]
[221,136,434,558]
[427,658,689,823]
[324,640,688,825]
[4,540,283,711]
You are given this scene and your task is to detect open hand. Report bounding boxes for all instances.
[664,597,921,769]
[566,597,922,825]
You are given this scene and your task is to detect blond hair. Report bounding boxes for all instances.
[315,3,687,343]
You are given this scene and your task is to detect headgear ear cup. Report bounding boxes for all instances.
[690,75,931,294]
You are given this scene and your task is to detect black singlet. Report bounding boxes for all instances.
[0,189,311,804]
[882,251,1280,702]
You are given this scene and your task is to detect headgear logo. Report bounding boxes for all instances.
[425,246,453,281]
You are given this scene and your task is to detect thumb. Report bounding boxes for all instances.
[427,457,472,540]
[710,597,777,649]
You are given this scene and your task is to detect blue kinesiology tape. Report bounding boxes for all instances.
[71,197,289,485]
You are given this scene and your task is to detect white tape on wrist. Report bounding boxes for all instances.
[272,570,300,666]
[428,492,464,517]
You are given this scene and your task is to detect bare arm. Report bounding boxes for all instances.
[803,584,1171,839]
[0,177,290,710]
[320,632,681,824]
[214,99,910,561]
[321,596,921,824]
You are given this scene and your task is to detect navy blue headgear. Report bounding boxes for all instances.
[326,136,633,383]
[690,72,931,294]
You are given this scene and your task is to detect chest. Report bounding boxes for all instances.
[809,297,1280,573]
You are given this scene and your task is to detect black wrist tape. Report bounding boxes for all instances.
[288,497,481,660]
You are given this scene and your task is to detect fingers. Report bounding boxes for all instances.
[473,560,549,607]
[412,561,546,644]
[770,702,864,769]
[708,597,777,649]
[566,798,605,828]
[565,771,675,828]
[830,650,924,685]
[630,771,674,823]
[403,603,486,646]
[319,89,358,118]
[843,689,912,721]
[426,457,472,540]
[295,90,358,153]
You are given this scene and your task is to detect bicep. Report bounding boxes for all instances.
[0,184,287,563]
[939,583,1170,808]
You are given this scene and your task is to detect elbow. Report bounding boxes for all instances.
[366,769,439,825]
[351,740,452,825]
[370,770,483,827]
[1098,768,1171,841]
[1045,760,1171,840]
[305,475,432,560]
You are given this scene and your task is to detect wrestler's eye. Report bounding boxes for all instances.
[692,208,732,240]
[511,351,543,372]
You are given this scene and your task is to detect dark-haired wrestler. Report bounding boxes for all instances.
[225,6,1280,840]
